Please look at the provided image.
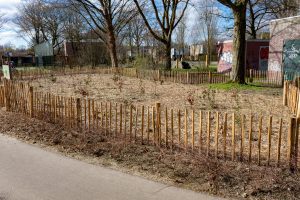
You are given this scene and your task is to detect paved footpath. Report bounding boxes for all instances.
[0,134,225,200]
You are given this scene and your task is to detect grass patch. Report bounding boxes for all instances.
[172,65,218,72]
[208,82,264,91]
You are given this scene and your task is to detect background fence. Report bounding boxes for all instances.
[0,80,299,169]
[0,66,292,87]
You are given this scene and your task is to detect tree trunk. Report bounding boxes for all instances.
[107,29,118,68]
[207,39,211,67]
[164,42,172,70]
[232,7,247,84]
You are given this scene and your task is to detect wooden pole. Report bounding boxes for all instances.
[152,106,155,144]
[223,113,227,159]
[76,98,81,130]
[29,86,34,118]
[130,105,133,142]
[240,114,245,161]
[178,109,181,146]
[109,102,112,132]
[156,102,161,146]
[115,103,117,138]
[124,106,127,142]
[120,104,123,136]
[134,107,138,142]
[184,109,188,150]
[258,116,263,165]
[141,105,144,144]
[283,81,288,106]
[147,106,150,144]
[206,111,211,156]
[277,118,283,167]
[199,111,202,153]
[288,117,297,170]
[171,109,174,150]
[88,99,91,131]
[248,115,253,162]
[267,116,272,165]
[231,113,236,161]
[215,112,219,158]
[165,107,168,147]
[192,110,195,150]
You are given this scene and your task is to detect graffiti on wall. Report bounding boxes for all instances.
[219,51,233,71]
[259,46,269,70]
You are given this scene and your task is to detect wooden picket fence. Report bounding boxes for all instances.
[3,67,231,85]
[245,69,283,87]
[0,66,292,87]
[283,81,300,117]
[0,79,299,169]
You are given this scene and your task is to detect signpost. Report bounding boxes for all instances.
[2,65,12,80]
[283,39,300,80]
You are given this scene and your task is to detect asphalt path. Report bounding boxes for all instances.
[0,134,225,200]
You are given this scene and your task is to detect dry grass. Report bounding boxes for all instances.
[31,73,289,118]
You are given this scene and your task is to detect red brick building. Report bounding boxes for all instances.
[268,15,300,72]
[217,40,269,72]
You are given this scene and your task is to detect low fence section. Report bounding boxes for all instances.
[283,81,300,117]
[0,80,299,169]
[245,69,283,87]
[9,67,232,85]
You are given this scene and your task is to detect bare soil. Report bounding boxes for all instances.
[30,74,290,118]
[0,109,299,200]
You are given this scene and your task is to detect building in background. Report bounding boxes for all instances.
[217,40,269,72]
[189,44,204,60]
[64,39,109,66]
[34,42,54,66]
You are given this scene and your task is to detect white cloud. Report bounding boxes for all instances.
[0,0,27,48]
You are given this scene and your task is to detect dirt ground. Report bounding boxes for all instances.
[0,109,299,200]
[30,74,290,118]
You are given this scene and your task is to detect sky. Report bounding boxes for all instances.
[0,0,27,48]
[0,0,231,49]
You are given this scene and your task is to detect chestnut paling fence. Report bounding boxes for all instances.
[284,80,300,117]
[0,80,299,169]
[0,67,288,87]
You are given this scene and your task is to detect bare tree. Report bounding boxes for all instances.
[196,0,219,67]
[15,0,45,45]
[15,0,67,54]
[175,14,187,58]
[133,0,190,70]
[246,0,271,39]
[264,0,299,18]
[123,15,148,57]
[70,0,135,68]
[216,0,248,84]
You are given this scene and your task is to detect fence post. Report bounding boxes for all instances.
[187,72,189,84]
[249,69,253,83]
[288,117,299,171]
[157,70,161,82]
[3,79,11,112]
[283,81,288,106]
[29,86,34,118]
[76,98,82,130]
[208,71,212,83]
[156,102,161,146]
